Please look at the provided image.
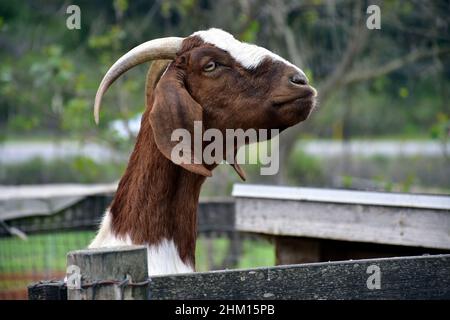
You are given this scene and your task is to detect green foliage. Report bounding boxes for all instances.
[430,113,450,143]
[195,236,275,271]
[114,0,129,15]
[0,157,124,185]
[0,0,448,191]
[0,231,94,274]
[400,174,416,193]
[373,175,394,192]
[239,20,260,43]
[161,0,197,18]
[287,148,324,186]
[1,0,448,141]
[313,78,447,138]
[88,26,126,50]
[398,87,409,99]
[341,175,353,189]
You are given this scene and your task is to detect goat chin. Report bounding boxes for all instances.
[89,211,194,276]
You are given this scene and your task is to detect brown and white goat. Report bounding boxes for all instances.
[89,28,317,275]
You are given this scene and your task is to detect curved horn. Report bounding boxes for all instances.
[94,37,184,124]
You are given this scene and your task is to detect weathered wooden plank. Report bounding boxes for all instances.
[66,246,148,300]
[0,197,235,237]
[235,198,450,250]
[0,183,235,223]
[148,254,450,300]
[232,184,450,210]
[31,254,450,300]
[0,183,117,201]
[197,198,235,233]
[28,280,67,300]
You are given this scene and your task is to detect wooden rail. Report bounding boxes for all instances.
[0,183,234,236]
[232,184,450,265]
[29,246,450,300]
[18,183,450,300]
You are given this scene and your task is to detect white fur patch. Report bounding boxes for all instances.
[147,239,194,276]
[193,28,303,74]
[89,211,193,276]
[88,211,133,248]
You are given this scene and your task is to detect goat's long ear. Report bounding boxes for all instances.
[149,65,212,177]
[145,60,171,111]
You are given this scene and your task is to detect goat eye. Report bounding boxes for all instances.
[203,61,216,72]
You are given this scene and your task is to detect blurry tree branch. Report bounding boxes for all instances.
[317,18,369,104]
[269,0,305,67]
[275,0,369,183]
[342,47,450,86]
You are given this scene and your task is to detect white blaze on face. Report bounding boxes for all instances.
[193,28,305,76]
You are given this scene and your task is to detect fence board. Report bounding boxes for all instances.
[30,254,450,300]
[147,254,450,300]
[28,280,67,300]
[0,196,234,237]
[232,184,450,210]
[233,184,450,250]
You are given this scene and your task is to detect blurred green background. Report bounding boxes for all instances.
[0,0,449,192]
[0,0,449,299]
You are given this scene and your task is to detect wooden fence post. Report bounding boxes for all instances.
[66,245,147,300]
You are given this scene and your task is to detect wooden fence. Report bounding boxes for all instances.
[27,184,450,300]
[232,184,450,265]
[29,246,450,299]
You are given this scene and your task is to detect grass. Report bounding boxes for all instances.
[0,231,274,292]
[195,236,275,272]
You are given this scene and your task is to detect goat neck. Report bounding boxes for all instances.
[91,108,207,275]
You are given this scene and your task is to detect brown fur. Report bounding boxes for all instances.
[108,35,316,269]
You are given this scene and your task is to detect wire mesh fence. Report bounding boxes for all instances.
[0,230,94,299]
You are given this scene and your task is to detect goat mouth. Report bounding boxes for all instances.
[272,96,316,124]
[272,96,315,109]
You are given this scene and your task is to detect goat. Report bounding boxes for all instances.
[89,28,317,276]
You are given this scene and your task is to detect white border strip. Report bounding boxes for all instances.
[232,184,450,210]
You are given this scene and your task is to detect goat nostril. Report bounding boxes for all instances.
[290,74,308,85]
